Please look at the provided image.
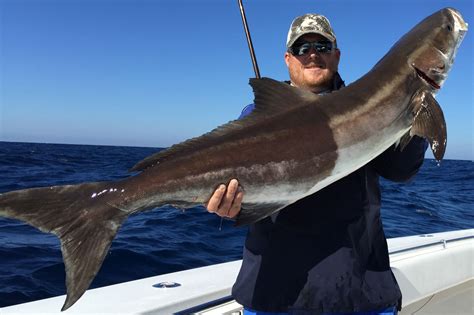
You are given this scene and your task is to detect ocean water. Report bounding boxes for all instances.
[0,141,472,308]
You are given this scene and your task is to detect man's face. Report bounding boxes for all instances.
[285,33,340,93]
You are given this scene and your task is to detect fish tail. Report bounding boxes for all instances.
[0,182,129,311]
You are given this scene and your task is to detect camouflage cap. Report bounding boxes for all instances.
[286,14,337,48]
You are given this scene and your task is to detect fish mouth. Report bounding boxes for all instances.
[413,65,441,90]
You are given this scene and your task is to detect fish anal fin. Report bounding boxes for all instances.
[131,78,317,172]
[235,202,286,226]
[410,91,447,161]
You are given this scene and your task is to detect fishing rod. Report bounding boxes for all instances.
[215,1,260,231]
[238,0,261,79]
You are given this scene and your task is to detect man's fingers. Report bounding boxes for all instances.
[207,184,226,213]
[206,179,243,218]
[226,179,239,197]
[228,188,244,218]
[216,179,239,216]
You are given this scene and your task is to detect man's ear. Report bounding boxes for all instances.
[284,51,291,67]
[335,49,341,62]
[334,49,341,71]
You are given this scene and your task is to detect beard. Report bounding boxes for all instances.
[305,71,335,91]
[289,66,337,93]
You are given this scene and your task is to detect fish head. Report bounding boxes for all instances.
[409,8,468,91]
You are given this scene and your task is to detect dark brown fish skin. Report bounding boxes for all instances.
[118,98,338,208]
[0,8,467,311]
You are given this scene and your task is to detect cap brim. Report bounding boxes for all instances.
[287,30,336,48]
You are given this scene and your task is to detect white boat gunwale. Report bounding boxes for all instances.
[1,229,472,314]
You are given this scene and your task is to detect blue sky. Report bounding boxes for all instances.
[1,0,472,160]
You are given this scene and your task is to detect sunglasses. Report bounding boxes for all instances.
[289,41,335,56]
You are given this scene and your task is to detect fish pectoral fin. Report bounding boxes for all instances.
[235,202,286,226]
[410,91,447,160]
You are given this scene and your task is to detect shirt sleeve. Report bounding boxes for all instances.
[239,103,255,119]
[371,135,428,182]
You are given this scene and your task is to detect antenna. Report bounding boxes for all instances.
[237,0,261,79]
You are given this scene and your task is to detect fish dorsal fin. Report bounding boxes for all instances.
[409,91,447,160]
[130,77,315,172]
[129,120,247,171]
[249,77,319,116]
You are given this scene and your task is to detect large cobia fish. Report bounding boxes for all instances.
[0,7,468,311]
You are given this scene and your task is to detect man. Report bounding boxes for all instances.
[207,14,426,315]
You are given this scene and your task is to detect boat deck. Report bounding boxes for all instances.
[399,279,473,315]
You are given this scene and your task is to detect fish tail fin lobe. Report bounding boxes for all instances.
[0,182,129,311]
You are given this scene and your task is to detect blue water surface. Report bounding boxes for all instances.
[0,141,472,307]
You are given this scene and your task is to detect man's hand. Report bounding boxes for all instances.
[206,179,244,218]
